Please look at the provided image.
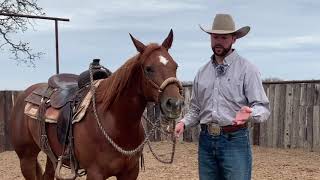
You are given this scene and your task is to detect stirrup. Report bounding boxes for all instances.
[54,156,76,180]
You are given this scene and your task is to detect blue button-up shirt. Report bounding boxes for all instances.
[182,50,270,127]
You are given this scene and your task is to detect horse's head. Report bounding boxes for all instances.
[130,29,184,120]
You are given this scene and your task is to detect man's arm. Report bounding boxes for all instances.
[175,73,201,137]
[181,74,201,128]
[244,65,270,123]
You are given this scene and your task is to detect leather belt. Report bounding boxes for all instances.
[200,123,248,136]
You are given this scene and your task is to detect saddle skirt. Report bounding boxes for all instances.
[24,79,102,124]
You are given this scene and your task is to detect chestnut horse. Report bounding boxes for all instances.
[10,30,183,180]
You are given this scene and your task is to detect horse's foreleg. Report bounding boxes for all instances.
[116,164,139,180]
[86,168,105,180]
[43,156,55,180]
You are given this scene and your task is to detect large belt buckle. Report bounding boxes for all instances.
[209,123,221,136]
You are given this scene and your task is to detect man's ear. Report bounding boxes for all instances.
[232,36,237,44]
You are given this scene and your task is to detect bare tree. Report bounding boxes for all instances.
[0,0,44,66]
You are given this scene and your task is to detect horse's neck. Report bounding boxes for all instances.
[106,76,146,127]
[112,92,146,122]
[95,63,146,129]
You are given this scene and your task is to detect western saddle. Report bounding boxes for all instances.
[24,59,111,179]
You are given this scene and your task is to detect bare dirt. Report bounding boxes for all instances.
[1,141,319,180]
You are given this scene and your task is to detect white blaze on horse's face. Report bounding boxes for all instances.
[159,55,169,66]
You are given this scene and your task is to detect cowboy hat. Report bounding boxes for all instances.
[199,14,250,39]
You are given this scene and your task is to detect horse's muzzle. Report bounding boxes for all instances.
[160,97,184,119]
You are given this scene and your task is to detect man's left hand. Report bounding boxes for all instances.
[232,106,252,125]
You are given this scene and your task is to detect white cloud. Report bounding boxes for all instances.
[242,35,320,50]
[34,0,205,31]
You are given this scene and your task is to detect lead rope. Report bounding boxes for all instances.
[142,114,176,164]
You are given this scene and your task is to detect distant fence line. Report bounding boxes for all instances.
[145,80,320,152]
[1,80,320,152]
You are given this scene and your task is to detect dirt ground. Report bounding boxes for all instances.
[0,141,320,180]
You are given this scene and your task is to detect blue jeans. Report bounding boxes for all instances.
[198,128,252,180]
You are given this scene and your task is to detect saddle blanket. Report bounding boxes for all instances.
[24,80,102,124]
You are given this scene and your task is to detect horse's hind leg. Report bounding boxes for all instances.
[10,87,46,179]
[43,156,55,180]
[16,147,43,180]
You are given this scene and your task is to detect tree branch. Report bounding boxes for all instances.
[0,0,44,65]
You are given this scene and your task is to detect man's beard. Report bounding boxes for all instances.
[212,44,232,57]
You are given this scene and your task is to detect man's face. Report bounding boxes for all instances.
[211,34,236,57]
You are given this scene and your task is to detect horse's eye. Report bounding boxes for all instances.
[145,66,154,74]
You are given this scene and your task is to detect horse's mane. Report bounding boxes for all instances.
[96,43,161,111]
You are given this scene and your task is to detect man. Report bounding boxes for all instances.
[175,14,270,180]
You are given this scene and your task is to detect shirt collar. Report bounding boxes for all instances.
[211,49,238,66]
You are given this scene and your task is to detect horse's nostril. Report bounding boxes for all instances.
[166,98,173,108]
[165,98,183,109]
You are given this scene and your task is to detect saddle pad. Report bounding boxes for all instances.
[24,103,60,123]
[25,85,51,106]
[24,79,102,124]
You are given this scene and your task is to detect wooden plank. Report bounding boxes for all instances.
[146,102,156,142]
[312,106,320,152]
[255,84,270,146]
[0,92,6,152]
[298,106,307,148]
[188,85,200,143]
[259,84,270,147]
[277,84,287,148]
[181,86,195,142]
[253,123,260,145]
[300,83,307,106]
[272,84,279,148]
[313,84,320,106]
[306,106,313,151]
[4,91,14,150]
[269,84,276,147]
[298,84,307,148]
[306,83,315,106]
[155,104,163,141]
[6,91,21,151]
[306,84,315,151]
[291,84,301,148]
[259,84,271,147]
[284,84,293,148]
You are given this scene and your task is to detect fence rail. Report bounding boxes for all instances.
[145,81,320,152]
[1,80,320,152]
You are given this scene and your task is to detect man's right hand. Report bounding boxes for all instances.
[175,121,185,138]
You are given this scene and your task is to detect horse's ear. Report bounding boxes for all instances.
[129,33,146,53]
[162,29,174,50]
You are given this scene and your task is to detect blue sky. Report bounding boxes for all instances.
[1,0,320,90]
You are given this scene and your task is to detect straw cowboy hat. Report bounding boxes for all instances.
[199,14,250,39]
